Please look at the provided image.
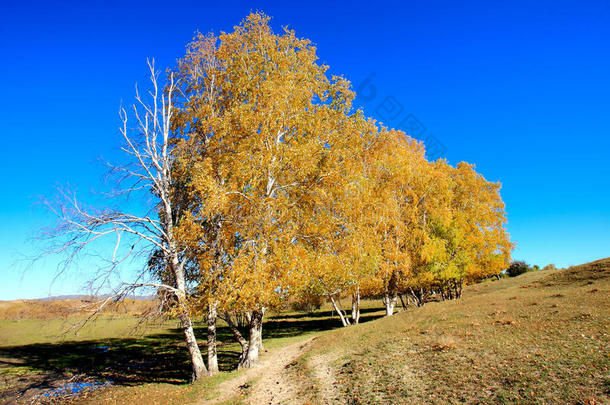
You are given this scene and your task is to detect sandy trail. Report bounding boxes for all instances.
[199,337,315,405]
[306,351,342,404]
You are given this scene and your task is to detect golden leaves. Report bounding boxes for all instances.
[168,12,513,312]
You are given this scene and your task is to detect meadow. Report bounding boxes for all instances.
[0,297,385,403]
[0,258,608,404]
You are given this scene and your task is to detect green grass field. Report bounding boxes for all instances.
[1,259,608,404]
[0,300,385,403]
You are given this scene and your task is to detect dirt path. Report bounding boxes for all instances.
[199,337,316,405]
[306,351,342,404]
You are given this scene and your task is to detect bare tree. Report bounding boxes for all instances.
[41,59,208,381]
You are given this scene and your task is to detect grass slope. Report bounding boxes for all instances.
[287,259,610,404]
[1,259,608,404]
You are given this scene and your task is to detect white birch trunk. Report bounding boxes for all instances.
[174,264,207,380]
[207,302,219,375]
[178,305,207,381]
[223,312,249,364]
[384,293,398,316]
[239,310,263,368]
[330,296,351,327]
[256,306,265,351]
[351,289,360,324]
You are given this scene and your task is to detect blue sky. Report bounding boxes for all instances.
[1,0,608,300]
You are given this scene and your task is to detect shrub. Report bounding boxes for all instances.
[542,264,557,271]
[289,294,323,313]
[505,261,531,277]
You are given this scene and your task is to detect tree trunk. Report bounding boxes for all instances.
[177,307,207,381]
[456,279,463,298]
[223,312,249,365]
[207,302,219,375]
[171,254,207,381]
[399,294,408,310]
[384,271,399,316]
[408,287,426,307]
[351,289,360,324]
[384,293,398,316]
[239,310,263,368]
[256,307,265,351]
[330,295,351,327]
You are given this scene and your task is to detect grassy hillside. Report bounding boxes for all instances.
[285,259,610,404]
[1,260,608,404]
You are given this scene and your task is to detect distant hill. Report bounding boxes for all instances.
[37,294,156,301]
[0,295,156,320]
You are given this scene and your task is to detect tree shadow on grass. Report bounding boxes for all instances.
[268,306,383,321]
[0,305,385,399]
[0,333,192,385]
[263,309,384,340]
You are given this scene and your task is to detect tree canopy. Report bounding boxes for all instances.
[168,11,512,371]
[45,11,513,380]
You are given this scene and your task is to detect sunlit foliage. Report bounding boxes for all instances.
[165,11,512,367]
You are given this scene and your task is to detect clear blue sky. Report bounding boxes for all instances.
[1,0,608,300]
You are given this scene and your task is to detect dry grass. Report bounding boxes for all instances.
[0,298,156,321]
[287,258,610,404]
[2,259,608,404]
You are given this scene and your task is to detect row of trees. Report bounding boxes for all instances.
[45,13,512,381]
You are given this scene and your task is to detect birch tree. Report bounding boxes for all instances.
[363,131,432,316]
[421,161,513,296]
[42,60,208,381]
[173,12,357,366]
[295,114,383,326]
